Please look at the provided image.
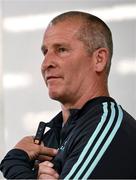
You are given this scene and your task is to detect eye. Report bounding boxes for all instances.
[58,47,67,53]
[43,49,48,56]
[41,46,48,56]
[56,46,71,57]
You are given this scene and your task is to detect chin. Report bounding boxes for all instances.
[49,91,66,104]
[49,91,60,100]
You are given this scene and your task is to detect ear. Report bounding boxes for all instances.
[93,48,109,73]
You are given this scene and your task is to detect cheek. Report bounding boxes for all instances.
[64,66,83,89]
[61,55,91,86]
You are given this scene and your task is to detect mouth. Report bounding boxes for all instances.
[46,76,61,81]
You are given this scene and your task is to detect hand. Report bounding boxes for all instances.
[14,136,58,160]
[38,161,59,180]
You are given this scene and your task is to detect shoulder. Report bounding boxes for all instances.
[75,99,122,135]
[68,99,128,154]
[121,108,136,140]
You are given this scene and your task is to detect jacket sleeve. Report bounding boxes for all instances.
[0,149,37,179]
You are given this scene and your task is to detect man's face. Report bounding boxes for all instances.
[41,20,95,105]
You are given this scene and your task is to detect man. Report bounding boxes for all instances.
[0,11,136,179]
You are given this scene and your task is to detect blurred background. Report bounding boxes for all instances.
[0,0,136,176]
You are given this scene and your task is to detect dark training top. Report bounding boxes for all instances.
[0,97,136,179]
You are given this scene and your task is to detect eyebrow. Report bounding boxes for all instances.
[41,42,69,52]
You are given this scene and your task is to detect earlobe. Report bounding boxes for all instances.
[94,48,108,73]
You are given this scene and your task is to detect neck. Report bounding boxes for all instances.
[61,84,109,124]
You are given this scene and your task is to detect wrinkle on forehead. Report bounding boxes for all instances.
[44,19,82,39]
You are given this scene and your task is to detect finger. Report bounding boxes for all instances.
[39,171,59,179]
[38,162,59,178]
[34,159,53,169]
[39,174,58,180]
[40,146,58,156]
[38,155,53,162]
[39,161,54,167]
[39,166,56,175]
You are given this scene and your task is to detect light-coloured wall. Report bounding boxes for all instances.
[0,2,5,179]
[0,0,136,178]
[0,0,5,163]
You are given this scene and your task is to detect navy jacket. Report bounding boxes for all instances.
[1,97,136,179]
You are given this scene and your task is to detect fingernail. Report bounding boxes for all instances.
[55,173,59,178]
[47,162,54,167]
[54,149,58,154]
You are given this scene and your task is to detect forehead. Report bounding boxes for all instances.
[43,20,82,43]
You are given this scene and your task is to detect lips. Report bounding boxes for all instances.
[46,76,61,81]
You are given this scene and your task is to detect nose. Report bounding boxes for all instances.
[41,51,57,71]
